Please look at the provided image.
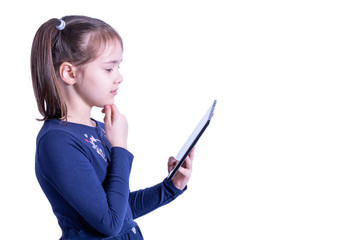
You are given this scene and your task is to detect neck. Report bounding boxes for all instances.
[66,107,95,127]
[64,96,95,127]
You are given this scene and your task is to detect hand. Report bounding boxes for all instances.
[168,147,195,190]
[102,104,128,148]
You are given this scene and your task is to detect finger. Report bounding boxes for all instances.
[183,155,193,170]
[177,165,191,177]
[110,104,120,120]
[103,105,111,125]
[189,146,195,160]
[168,156,177,172]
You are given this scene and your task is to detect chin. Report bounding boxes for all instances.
[103,99,115,106]
[93,96,116,107]
[94,101,114,108]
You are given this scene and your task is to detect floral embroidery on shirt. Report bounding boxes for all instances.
[84,134,108,163]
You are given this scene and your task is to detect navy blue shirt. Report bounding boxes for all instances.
[35,119,185,239]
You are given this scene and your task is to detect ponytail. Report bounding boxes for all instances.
[31,18,67,120]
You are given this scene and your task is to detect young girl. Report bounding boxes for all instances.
[31,15,194,239]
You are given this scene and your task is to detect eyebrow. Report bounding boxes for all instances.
[103,60,122,64]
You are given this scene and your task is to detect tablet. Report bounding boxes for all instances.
[167,100,217,180]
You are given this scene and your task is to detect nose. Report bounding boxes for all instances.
[115,72,123,84]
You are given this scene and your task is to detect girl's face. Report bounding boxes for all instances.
[74,40,123,108]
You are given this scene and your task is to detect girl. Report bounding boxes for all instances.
[31,15,194,239]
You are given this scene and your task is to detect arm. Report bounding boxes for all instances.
[129,178,186,219]
[129,149,195,219]
[37,131,132,236]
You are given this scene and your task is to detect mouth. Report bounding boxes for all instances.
[110,89,118,95]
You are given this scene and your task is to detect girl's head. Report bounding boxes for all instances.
[31,15,123,121]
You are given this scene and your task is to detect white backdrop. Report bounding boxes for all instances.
[1,0,360,239]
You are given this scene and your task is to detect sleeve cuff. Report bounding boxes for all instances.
[109,147,134,177]
[163,178,187,197]
[111,147,134,160]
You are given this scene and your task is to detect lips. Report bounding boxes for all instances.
[110,89,118,95]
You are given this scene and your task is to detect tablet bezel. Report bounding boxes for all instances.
[167,100,216,180]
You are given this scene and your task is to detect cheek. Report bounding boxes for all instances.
[77,70,115,104]
[81,73,106,93]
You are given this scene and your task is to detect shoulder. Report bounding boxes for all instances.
[37,129,86,162]
[36,120,90,159]
[36,119,107,152]
[36,121,91,171]
[37,120,79,145]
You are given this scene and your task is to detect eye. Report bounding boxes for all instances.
[105,68,113,72]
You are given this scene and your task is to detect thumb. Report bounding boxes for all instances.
[168,156,178,172]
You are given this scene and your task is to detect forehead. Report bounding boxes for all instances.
[98,40,123,62]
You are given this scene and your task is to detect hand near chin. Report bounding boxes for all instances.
[102,104,128,149]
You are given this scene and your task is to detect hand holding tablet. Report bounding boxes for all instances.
[167,100,217,181]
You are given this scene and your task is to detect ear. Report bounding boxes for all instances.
[59,62,77,85]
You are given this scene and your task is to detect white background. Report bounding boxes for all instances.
[0,0,360,239]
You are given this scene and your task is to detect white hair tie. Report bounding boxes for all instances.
[56,19,66,31]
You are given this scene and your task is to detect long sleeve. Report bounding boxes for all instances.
[36,130,133,236]
[128,178,186,219]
